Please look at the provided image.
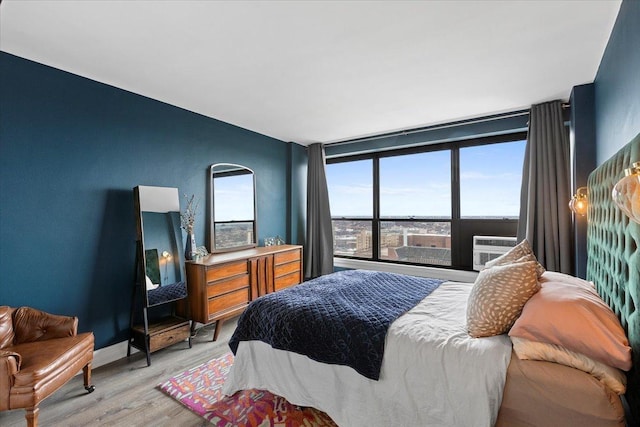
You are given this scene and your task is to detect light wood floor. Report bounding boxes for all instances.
[0,320,238,427]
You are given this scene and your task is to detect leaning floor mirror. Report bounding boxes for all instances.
[134,185,188,306]
[129,185,191,366]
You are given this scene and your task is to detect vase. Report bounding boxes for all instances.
[185,232,196,261]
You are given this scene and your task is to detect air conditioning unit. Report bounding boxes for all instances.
[472,235,517,271]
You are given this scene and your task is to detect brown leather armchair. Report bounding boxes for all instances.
[0,306,95,427]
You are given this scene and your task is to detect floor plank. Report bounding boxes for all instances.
[0,320,237,427]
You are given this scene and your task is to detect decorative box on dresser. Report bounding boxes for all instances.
[179,244,303,340]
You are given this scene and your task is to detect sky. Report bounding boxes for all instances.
[214,174,255,221]
[326,140,526,218]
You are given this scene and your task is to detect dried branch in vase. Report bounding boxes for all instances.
[180,194,200,234]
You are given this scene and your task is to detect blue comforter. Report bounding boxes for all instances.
[147,281,187,306]
[228,270,443,380]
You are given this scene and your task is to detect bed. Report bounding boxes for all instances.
[223,136,639,426]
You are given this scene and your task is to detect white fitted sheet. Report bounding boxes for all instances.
[223,281,512,427]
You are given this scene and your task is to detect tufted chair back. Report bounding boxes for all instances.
[0,306,17,349]
[0,306,78,348]
[12,307,78,344]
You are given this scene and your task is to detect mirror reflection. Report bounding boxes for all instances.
[142,212,182,286]
[135,186,187,307]
[209,163,257,253]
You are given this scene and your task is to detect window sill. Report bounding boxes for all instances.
[333,258,478,283]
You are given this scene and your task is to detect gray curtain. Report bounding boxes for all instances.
[517,100,572,273]
[305,143,334,279]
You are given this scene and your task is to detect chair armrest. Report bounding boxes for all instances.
[12,307,78,344]
[0,350,20,411]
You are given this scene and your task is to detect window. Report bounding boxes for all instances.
[379,151,451,218]
[326,133,526,270]
[379,151,452,265]
[327,159,373,258]
[459,140,526,219]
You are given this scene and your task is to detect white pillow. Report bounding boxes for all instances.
[511,336,627,395]
[145,275,159,291]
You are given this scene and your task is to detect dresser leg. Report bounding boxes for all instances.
[213,319,224,341]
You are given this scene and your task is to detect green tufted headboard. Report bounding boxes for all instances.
[586,133,640,422]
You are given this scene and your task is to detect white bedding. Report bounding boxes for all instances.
[223,281,512,427]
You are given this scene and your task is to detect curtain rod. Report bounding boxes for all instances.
[325,109,530,147]
[326,102,570,148]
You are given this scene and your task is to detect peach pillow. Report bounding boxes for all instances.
[509,280,632,371]
[539,271,595,289]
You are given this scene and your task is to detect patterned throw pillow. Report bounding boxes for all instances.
[484,239,532,269]
[484,239,545,277]
[467,261,540,338]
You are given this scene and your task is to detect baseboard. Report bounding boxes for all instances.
[333,258,478,282]
[70,340,129,377]
[90,340,134,369]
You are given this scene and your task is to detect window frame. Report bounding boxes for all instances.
[326,131,526,270]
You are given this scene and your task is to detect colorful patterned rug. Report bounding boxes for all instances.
[157,352,337,427]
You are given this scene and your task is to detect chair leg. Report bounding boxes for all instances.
[83,363,95,393]
[25,406,39,427]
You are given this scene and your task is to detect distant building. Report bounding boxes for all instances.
[337,220,452,264]
[406,233,451,248]
[381,233,402,247]
[389,246,451,266]
[357,230,372,251]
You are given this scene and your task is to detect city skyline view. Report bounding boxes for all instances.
[327,140,525,219]
[327,140,525,261]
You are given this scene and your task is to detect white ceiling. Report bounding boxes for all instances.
[0,1,621,146]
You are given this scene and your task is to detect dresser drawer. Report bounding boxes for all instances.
[207,288,249,318]
[274,271,301,291]
[274,261,300,278]
[274,249,300,265]
[148,323,190,352]
[206,260,248,281]
[207,274,249,298]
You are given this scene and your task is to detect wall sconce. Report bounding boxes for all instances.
[569,187,588,216]
[612,161,640,224]
[162,251,172,284]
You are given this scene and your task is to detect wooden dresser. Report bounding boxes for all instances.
[179,244,303,339]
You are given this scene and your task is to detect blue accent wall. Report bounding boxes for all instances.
[0,52,297,349]
[594,0,640,163]
[286,142,307,246]
[570,84,596,278]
